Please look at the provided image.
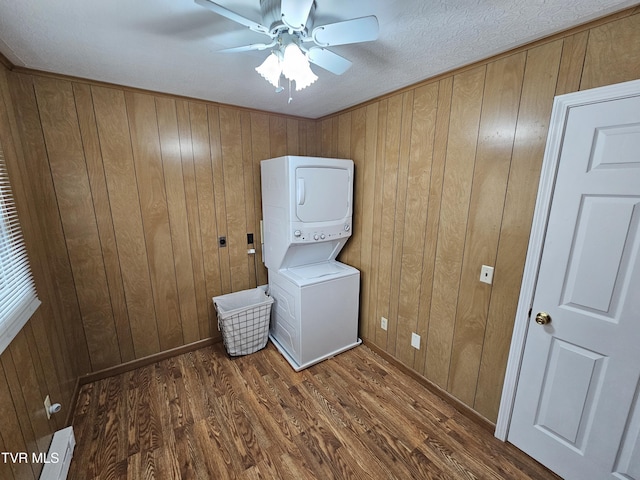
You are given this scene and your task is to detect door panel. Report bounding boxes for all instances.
[508,93,640,479]
[561,196,639,318]
[536,339,606,450]
[589,123,640,170]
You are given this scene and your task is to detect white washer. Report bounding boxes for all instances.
[268,261,361,371]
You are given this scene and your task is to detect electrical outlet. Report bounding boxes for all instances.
[411,332,421,349]
[381,316,388,331]
[44,395,52,420]
[480,265,494,284]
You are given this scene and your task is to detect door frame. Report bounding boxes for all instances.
[495,78,640,441]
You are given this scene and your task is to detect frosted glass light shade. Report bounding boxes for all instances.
[282,43,317,91]
[255,52,281,88]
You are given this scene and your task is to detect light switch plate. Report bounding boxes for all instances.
[411,332,421,349]
[480,265,494,284]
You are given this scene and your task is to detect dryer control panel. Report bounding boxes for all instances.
[292,222,351,243]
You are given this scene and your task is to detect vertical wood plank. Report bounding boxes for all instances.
[176,100,210,339]
[156,97,200,344]
[23,323,60,432]
[92,85,161,358]
[24,316,64,431]
[580,13,640,90]
[337,112,351,160]
[386,91,413,356]
[395,84,438,367]
[125,91,183,351]
[320,118,332,157]
[219,106,251,292]
[204,104,228,297]
[306,118,320,157]
[269,116,287,158]
[336,112,352,264]
[349,107,366,273]
[250,112,271,287]
[447,53,526,405]
[74,82,135,363]
[191,104,222,321]
[371,100,388,347]
[7,331,52,456]
[0,430,16,480]
[241,111,258,288]
[359,103,379,341]
[35,76,121,370]
[414,77,453,375]
[286,117,299,154]
[1,349,39,478]
[425,66,486,389]
[0,358,35,479]
[555,32,589,95]
[474,41,563,421]
[374,95,402,349]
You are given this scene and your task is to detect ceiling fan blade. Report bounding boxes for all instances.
[307,47,352,75]
[312,16,379,47]
[219,42,275,53]
[280,0,314,31]
[194,0,271,36]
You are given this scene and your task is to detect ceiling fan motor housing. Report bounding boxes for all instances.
[260,0,316,35]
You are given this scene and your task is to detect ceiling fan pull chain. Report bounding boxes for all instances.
[288,79,293,104]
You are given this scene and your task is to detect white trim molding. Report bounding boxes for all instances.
[495,78,640,441]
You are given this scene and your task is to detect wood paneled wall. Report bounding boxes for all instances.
[0,66,317,479]
[0,64,81,480]
[0,12,638,477]
[327,9,640,422]
[7,74,318,373]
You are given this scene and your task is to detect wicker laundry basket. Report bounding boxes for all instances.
[213,288,274,356]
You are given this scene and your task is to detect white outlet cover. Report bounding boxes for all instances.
[381,316,388,331]
[480,265,494,284]
[411,332,421,349]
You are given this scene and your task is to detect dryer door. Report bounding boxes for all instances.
[294,167,351,222]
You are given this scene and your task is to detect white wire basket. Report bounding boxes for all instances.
[213,288,274,356]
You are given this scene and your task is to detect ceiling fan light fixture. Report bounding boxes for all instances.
[195,0,380,99]
[281,43,317,91]
[255,52,282,88]
[291,63,317,91]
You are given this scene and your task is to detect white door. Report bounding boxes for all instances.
[508,83,640,479]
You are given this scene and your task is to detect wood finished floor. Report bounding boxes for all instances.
[69,342,558,479]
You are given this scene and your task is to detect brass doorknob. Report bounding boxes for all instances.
[535,312,551,325]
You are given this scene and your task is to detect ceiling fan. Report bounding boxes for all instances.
[194,0,379,95]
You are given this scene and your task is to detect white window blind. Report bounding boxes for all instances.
[0,141,40,355]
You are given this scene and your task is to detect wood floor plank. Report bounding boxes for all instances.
[70,343,559,479]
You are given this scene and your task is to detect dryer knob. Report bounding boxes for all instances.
[294,230,302,237]
[320,234,326,240]
[344,224,350,231]
[314,234,320,241]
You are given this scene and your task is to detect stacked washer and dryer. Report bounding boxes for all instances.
[261,155,361,371]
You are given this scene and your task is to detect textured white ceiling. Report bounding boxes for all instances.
[0,0,638,118]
